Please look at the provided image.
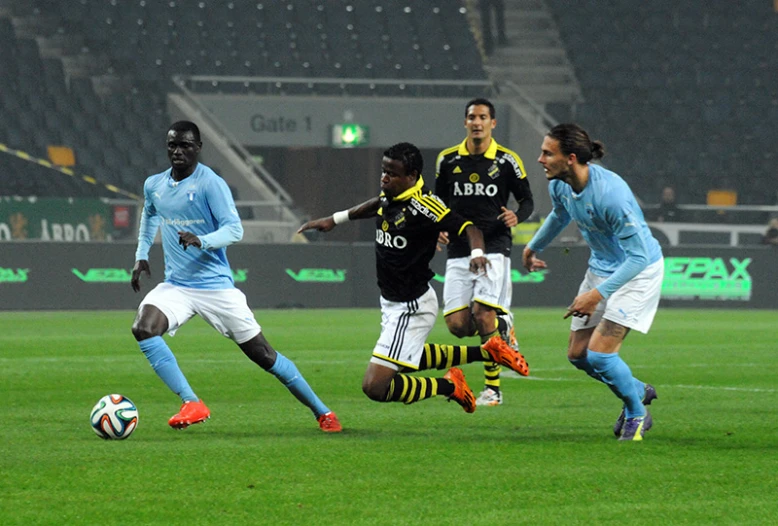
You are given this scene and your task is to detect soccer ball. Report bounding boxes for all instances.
[90,394,139,440]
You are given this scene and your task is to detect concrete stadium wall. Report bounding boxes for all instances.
[1,243,775,311]
[174,94,554,226]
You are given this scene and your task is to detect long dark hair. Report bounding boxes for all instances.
[547,123,604,164]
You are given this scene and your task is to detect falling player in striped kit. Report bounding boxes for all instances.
[298,142,528,415]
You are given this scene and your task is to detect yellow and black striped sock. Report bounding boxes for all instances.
[481,326,502,392]
[418,343,484,370]
[385,374,453,404]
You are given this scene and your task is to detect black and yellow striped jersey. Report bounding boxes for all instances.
[375,176,473,302]
[435,138,534,258]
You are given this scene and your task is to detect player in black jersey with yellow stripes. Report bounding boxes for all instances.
[298,142,528,414]
[436,98,534,407]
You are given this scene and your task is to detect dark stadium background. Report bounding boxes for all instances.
[1,0,776,309]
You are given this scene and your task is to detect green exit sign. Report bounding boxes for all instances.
[332,123,369,148]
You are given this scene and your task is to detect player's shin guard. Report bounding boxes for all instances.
[587,350,645,418]
[570,356,606,382]
[138,336,198,402]
[417,343,484,371]
[268,352,330,418]
[570,356,646,401]
[385,374,447,404]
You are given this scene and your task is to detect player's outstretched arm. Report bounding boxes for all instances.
[298,197,381,234]
[131,260,151,293]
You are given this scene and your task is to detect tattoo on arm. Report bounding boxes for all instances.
[596,319,630,340]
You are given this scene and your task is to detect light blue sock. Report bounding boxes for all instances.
[570,356,645,400]
[138,336,198,403]
[586,350,645,418]
[268,352,330,418]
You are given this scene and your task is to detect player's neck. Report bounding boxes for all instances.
[171,166,196,182]
[569,164,589,194]
[466,137,491,155]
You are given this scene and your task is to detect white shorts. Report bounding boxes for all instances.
[442,254,512,317]
[570,259,664,334]
[371,286,438,371]
[139,282,261,344]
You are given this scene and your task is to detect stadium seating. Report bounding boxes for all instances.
[545,0,778,205]
[0,1,488,198]
[2,1,773,205]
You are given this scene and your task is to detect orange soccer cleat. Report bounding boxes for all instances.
[317,411,343,433]
[483,335,530,377]
[444,367,476,413]
[168,400,210,429]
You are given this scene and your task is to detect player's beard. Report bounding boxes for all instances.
[549,164,573,182]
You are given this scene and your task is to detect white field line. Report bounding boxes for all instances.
[525,363,768,372]
[502,371,778,393]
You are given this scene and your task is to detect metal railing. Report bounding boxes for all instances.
[172,76,297,207]
[175,74,497,94]
[500,80,559,135]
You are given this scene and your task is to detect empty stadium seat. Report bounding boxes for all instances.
[0,1,488,197]
[547,0,778,204]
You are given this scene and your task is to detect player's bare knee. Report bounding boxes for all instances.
[253,347,276,370]
[131,321,158,342]
[362,378,390,402]
[239,336,276,370]
[472,308,496,333]
[567,341,588,361]
[446,319,472,339]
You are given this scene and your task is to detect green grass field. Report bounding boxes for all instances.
[1,308,777,525]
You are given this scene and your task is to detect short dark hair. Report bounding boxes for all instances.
[547,123,604,164]
[168,121,201,143]
[384,142,423,178]
[465,98,495,119]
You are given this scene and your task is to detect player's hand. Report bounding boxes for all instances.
[497,206,518,227]
[563,289,603,320]
[469,255,490,274]
[522,246,547,272]
[178,231,202,250]
[297,216,336,234]
[131,260,150,293]
[436,231,449,252]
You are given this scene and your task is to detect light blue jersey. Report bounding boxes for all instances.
[528,163,662,298]
[135,163,243,289]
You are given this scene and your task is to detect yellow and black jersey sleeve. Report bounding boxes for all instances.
[496,146,527,179]
[435,146,458,177]
[410,193,450,222]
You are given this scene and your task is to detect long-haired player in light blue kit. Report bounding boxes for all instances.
[130,120,341,433]
[522,123,662,441]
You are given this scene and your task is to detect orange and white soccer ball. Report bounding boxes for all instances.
[90,394,138,440]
